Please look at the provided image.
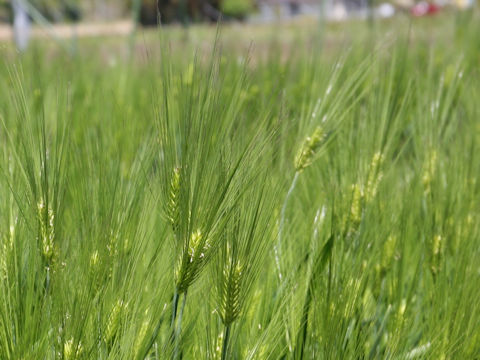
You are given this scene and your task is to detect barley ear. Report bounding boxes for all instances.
[365,152,384,203]
[175,229,211,293]
[220,260,243,325]
[104,299,125,349]
[294,126,326,172]
[37,200,56,267]
[167,167,181,234]
[429,234,443,278]
[422,149,437,196]
[63,338,82,360]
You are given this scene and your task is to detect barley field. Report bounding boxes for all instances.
[0,14,479,359]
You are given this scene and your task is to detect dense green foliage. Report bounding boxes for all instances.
[0,16,479,359]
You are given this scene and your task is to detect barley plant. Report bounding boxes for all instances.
[0,13,480,360]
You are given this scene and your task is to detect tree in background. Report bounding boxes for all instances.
[0,0,254,27]
[139,0,222,25]
[28,0,81,21]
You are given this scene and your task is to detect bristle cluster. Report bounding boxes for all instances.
[89,250,102,293]
[1,222,14,281]
[63,338,74,359]
[167,167,181,233]
[176,229,211,293]
[188,229,209,261]
[220,261,243,325]
[104,299,126,348]
[0,243,6,281]
[63,338,82,360]
[430,234,443,277]
[107,231,118,280]
[375,235,398,280]
[381,235,397,271]
[90,250,100,267]
[37,200,56,266]
[422,149,437,195]
[294,126,325,172]
[348,152,385,233]
[134,308,151,357]
[350,183,363,227]
[365,152,384,203]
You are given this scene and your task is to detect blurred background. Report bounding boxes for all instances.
[0,0,476,25]
[0,0,476,51]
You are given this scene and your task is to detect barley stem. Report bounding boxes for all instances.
[171,289,179,330]
[220,323,231,360]
[173,290,187,360]
[169,288,179,356]
[295,211,322,360]
[45,266,51,295]
[275,171,299,281]
[296,283,312,360]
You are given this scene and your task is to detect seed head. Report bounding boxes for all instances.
[38,200,55,266]
[220,261,243,325]
[176,229,210,293]
[63,338,82,360]
[422,150,437,195]
[134,312,150,357]
[294,126,326,172]
[1,243,8,281]
[365,152,384,203]
[432,234,442,256]
[167,167,181,233]
[350,183,363,226]
[188,229,209,261]
[104,299,125,347]
[380,235,397,276]
[63,338,74,359]
[430,234,443,277]
[90,250,100,267]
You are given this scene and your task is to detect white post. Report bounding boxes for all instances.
[12,0,31,51]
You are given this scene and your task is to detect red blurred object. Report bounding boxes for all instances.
[410,1,441,16]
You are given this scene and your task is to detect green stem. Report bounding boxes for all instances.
[325,257,332,324]
[173,290,187,360]
[169,288,179,353]
[45,266,50,295]
[295,234,334,359]
[295,284,312,360]
[274,171,299,281]
[275,171,301,354]
[171,289,179,330]
[221,323,231,360]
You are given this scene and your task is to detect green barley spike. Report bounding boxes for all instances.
[294,126,325,172]
[221,261,242,325]
[168,167,181,233]
[38,200,56,266]
[176,229,210,293]
[104,300,125,348]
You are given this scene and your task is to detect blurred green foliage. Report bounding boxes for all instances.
[140,0,223,24]
[222,0,253,19]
